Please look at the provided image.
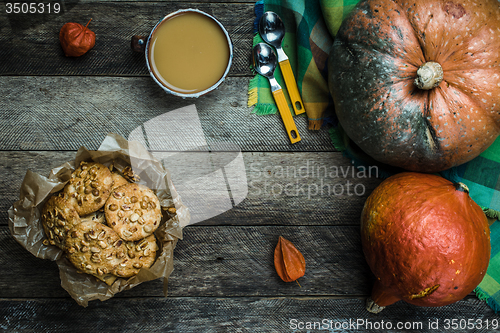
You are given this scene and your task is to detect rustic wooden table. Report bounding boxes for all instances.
[1,0,498,332]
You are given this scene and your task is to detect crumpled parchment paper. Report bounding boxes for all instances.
[8,133,190,306]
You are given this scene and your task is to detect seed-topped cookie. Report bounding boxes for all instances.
[64,221,127,280]
[105,183,162,241]
[114,234,158,278]
[110,171,130,191]
[41,195,82,249]
[63,161,114,215]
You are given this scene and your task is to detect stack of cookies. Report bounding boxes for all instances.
[41,161,170,285]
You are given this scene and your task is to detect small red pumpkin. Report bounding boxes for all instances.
[361,172,490,312]
[328,0,500,172]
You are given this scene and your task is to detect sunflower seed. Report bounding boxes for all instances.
[109,204,118,211]
[128,250,135,258]
[131,196,138,203]
[130,213,139,222]
[81,246,90,252]
[143,225,153,233]
[122,230,133,238]
[124,197,131,204]
[84,187,92,194]
[133,263,143,269]
[85,264,92,270]
[122,204,132,211]
[92,189,99,196]
[90,246,101,253]
[138,239,148,249]
[113,192,123,199]
[98,231,106,240]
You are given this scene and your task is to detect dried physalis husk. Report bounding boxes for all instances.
[274,236,305,283]
[59,19,96,57]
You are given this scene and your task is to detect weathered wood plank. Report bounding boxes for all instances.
[0,297,495,332]
[0,225,373,298]
[0,2,254,76]
[0,151,382,225]
[0,76,335,151]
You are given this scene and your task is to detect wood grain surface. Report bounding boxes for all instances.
[1,297,496,332]
[0,76,335,151]
[0,225,372,298]
[2,0,497,330]
[0,151,381,225]
[0,2,254,76]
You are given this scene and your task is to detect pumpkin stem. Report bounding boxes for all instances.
[414,62,443,90]
[454,182,469,194]
[366,297,385,314]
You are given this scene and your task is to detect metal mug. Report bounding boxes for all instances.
[131,9,233,98]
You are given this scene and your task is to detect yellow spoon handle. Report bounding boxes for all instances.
[279,59,305,115]
[272,88,301,144]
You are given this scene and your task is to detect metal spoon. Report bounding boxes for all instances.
[252,43,301,144]
[259,11,305,116]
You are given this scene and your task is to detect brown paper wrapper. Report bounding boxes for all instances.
[7,133,190,306]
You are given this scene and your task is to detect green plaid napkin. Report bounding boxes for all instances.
[250,0,500,313]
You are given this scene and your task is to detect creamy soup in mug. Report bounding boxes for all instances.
[148,11,231,95]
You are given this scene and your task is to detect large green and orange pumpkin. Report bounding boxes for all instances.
[361,172,490,312]
[328,0,500,172]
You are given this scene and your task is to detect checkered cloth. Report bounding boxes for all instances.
[250,0,500,313]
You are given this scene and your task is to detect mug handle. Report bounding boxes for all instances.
[131,35,147,53]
